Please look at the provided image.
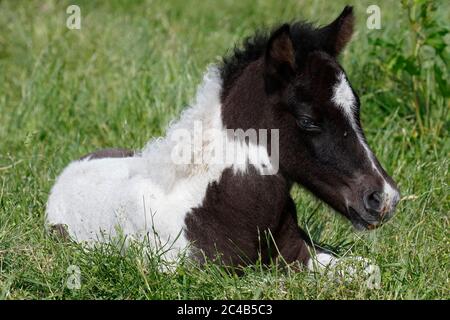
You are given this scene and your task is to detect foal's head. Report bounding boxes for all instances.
[220,6,400,230]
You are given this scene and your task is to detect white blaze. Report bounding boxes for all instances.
[331,72,398,205]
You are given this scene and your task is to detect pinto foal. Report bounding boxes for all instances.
[46,6,400,272]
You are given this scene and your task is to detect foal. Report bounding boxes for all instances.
[46,6,400,271]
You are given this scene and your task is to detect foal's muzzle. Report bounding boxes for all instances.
[349,185,400,230]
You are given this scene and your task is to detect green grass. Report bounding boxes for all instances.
[0,0,449,299]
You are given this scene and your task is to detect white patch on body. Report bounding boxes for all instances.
[45,66,273,263]
[332,72,399,204]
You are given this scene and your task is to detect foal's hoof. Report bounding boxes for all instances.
[307,252,338,271]
[332,257,377,278]
[308,254,380,287]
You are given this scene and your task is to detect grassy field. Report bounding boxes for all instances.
[0,0,449,299]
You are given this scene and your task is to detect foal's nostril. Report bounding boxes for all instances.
[364,191,383,214]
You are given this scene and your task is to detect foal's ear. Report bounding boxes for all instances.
[264,24,295,94]
[320,6,355,56]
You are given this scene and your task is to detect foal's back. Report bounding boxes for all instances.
[45,151,191,259]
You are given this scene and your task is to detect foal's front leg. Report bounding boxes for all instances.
[274,197,336,271]
[277,198,377,280]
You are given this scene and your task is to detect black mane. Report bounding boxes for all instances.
[219,21,326,96]
[219,30,269,95]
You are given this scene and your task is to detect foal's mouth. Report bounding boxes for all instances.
[347,207,384,231]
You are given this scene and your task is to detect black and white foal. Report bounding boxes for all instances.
[46,7,400,272]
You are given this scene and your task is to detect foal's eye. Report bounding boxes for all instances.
[296,117,321,132]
